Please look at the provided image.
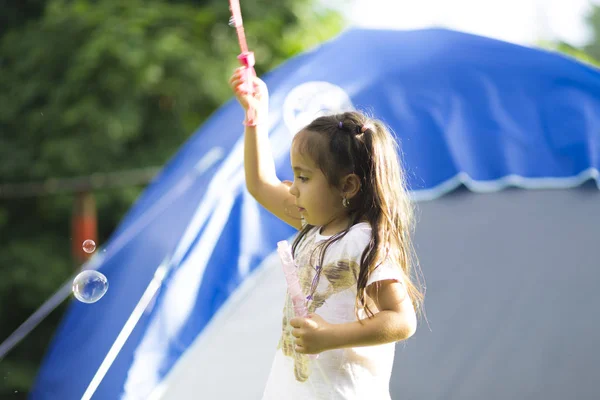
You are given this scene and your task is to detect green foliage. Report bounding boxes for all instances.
[0,0,343,395]
[583,4,600,61]
[539,40,600,69]
[0,0,47,37]
[538,5,600,70]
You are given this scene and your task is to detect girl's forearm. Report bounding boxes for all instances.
[326,310,416,350]
[244,124,278,194]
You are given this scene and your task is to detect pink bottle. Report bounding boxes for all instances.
[277,240,309,317]
[277,240,318,359]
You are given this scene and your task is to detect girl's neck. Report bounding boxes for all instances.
[319,215,368,236]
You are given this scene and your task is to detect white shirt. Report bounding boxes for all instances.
[262,222,403,400]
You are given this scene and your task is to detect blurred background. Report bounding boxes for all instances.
[0,0,599,398]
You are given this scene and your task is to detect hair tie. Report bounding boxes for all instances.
[361,124,373,133]
[338,121,343,129]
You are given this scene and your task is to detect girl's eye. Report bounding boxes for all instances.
[297,176,308,182]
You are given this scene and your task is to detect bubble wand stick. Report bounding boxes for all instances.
[229,0,257,126]
[277,240,318,359]
[277,241,309,317]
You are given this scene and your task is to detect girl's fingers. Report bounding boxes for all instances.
[233,83,249,95]
[231,70,261,87]
[231,79,249,91]
[230,69,267,113]
[229,70,246,84]
[235,82,249,92]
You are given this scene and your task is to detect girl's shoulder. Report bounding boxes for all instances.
[346,221,372,240]
[328,222,372,255]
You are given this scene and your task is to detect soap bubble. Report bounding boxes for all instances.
[72,270,108,304]
[82,239,96,254]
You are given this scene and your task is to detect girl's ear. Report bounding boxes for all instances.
[341,173,361,199]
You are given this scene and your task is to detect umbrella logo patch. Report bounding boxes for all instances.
[283,81,355,135]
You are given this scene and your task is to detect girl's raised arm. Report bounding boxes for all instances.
[229,70,302,230]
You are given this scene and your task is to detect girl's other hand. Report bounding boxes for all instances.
[229,67,269,123]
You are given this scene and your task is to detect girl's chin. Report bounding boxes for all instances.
[300,215,311,227]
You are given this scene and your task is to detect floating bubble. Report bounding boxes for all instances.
[72,270,108,304]
[82,239,96,254]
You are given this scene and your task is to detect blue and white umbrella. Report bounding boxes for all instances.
[30,28,600,400]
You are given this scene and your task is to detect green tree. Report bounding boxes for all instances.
[539,40,600,68]
[583,4,600,61]
[0,0,344,396]
[538,5,600,69]
[0,0,47,37]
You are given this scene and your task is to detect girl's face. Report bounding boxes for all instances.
[289,144,348,233]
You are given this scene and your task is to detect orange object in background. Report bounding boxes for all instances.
[71,191,97,265]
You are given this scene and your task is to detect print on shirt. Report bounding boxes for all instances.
[277,248,360,382]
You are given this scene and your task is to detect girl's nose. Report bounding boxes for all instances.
[288,182,298,197]
[283,180,298,196]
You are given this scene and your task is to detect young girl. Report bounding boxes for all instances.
[229,68,423,399]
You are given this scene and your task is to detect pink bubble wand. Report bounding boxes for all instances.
[277,240,318,359]
[277,241,309,316]
[229,0,257,126]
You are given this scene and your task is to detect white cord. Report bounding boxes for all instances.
[80,264,168,400]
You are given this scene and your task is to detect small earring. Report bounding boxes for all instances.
[342,197,349,208]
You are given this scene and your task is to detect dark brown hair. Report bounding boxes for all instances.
[291,111,424,320]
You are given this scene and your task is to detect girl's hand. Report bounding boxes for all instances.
[290,314,335,354]
[228,67,269,124]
